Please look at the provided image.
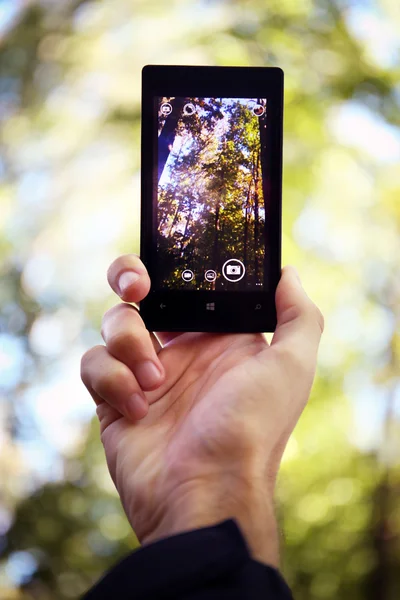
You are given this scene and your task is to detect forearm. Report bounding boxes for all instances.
[140,477,280,568]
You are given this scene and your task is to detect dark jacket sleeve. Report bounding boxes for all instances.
[82,518,293,599]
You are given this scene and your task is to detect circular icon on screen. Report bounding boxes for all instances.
[183,103,196,116]
[222,259,245,282]
[182,269,194,282]
[160,102,172,117]
[252,104,265,117]
[205,270,217,282]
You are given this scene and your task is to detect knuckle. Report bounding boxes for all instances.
[103,303,126,323]
[305,301,324,334]
[107,328,143,359]
[80,345,101,369]
[80,350,91,372]
[107,330,131,356]
[275,344,308,376]
[314,306,325,334]
[95,363,127,398]
[280,303,302,326]
[80,345,103,381]
[101,304,139,338]
[95,372,114,398]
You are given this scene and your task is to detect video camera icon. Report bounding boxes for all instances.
[222,259,245,282]
[160,102,172,117]
[182,269,194,282]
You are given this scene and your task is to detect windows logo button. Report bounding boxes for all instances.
[206,302,215,311]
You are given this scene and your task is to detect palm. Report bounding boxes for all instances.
[99,331,273,541]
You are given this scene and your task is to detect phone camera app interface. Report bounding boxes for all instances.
[156,96,269,291]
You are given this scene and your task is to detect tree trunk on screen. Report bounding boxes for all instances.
[243,193,249,271]
[212,201,220,269]
[180,197,193,256]
[253,151,260,281]
[243,167,254,285]
[158,97,186,182]
[160,144,185,238]
[167,199,181,238]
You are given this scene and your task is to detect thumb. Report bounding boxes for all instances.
[271,266,324,359]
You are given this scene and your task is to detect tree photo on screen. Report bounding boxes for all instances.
[156,96,269,291]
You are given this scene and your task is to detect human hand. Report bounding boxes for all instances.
[81,255,324,566]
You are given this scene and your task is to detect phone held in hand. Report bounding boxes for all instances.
[140,65,283,333]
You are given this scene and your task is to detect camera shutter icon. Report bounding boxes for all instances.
[226,265,241,275]
[222,259,245,282]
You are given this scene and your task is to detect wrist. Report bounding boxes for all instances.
[140,475,280,568]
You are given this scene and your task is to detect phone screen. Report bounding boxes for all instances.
[155,96,269,292]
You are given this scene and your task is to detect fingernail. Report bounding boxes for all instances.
[127,393,148,420]
[118,271,140,295]
[136,361,163,389]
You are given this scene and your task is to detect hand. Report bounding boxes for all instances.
[81,255,324,567]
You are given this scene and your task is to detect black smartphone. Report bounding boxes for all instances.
[140,65,283,333]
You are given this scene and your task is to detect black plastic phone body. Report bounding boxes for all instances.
[140,65,283,333]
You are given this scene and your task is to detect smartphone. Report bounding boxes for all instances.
[140,65,283,333]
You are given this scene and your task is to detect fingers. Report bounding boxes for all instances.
[107,254,183,345]
[101,303,165,391]
[271,265,324,368]
[81,345,149,422]
[82,254,179,424]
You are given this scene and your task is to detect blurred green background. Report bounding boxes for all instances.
[0,0,400,598]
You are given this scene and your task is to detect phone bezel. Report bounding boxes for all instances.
[141,65,283,332]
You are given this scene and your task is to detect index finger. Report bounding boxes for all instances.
[107,254,182,345]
